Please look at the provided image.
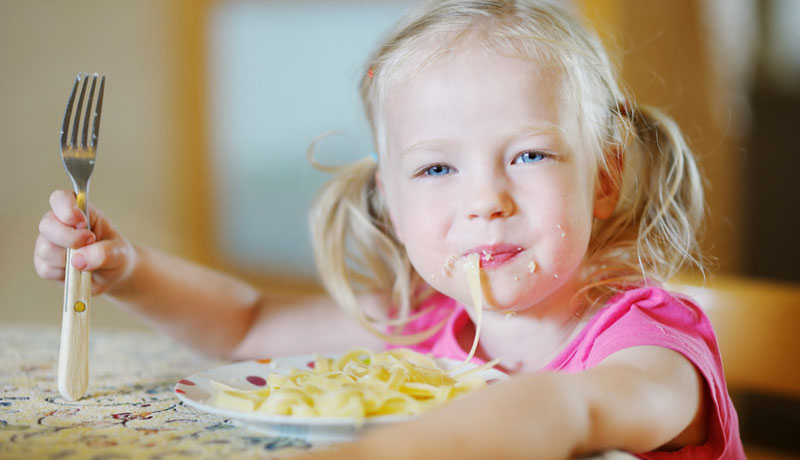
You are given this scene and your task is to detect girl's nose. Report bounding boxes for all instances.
[467,180,515,220]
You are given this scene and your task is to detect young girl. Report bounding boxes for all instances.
[34,1,744,458]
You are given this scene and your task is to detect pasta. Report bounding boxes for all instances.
[209,252,493,420]
[210,347,494,419]
[462,253,483,365]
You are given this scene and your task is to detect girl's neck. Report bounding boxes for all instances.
[461,273,592,373]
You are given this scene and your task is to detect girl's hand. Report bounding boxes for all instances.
[34,189,136,296]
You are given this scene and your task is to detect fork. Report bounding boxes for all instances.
[58,72,105,400]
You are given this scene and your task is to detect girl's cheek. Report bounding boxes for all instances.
[553,222,593,273]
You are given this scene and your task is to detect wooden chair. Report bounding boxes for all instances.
[669,275,800,460]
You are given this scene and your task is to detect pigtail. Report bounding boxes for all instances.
[588,103,707,298]
[629,105,706,279]
[308,146,435,345]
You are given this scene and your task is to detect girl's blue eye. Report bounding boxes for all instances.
[513,150,547,164]
[423,164,451,176]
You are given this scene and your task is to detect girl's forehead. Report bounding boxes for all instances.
[380,32,564,96]
[376,33,583,122]
[369,30,603,160]
[380,46,578,146]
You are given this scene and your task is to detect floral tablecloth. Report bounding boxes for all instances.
[0,324,313,460]
[1,324,637,460]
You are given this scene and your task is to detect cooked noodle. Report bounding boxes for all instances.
[210,347,494,419]
[210,253,494,419]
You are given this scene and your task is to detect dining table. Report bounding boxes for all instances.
[0,323,637,460]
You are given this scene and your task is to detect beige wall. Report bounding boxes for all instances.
[0,0,194,328]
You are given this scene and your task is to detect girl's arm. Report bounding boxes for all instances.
[107,245,385,358]
[36,190,384,359]
[302,346,706,460]
[103,244,258,357]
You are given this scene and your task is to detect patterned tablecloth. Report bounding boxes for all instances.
[1,324,636,460]
[0,324,313,460]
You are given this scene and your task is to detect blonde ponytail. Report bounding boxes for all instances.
[585,103,707,303]
[629,105,706,278]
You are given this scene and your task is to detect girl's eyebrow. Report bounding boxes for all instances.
[396,123,566,158]
[508,123,568,154]
[517,122,565,140]
[396,139,452,158]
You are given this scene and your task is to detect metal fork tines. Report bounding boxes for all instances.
[58,72,105,401]
[61,73,105,215]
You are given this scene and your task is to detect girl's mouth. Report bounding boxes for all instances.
[465,244,524,269]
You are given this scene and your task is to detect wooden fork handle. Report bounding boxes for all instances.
[58,247,91,400]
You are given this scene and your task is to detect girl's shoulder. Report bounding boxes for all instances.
[548,284,719,372]
[602,284,708,324]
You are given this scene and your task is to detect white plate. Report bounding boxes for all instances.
[174,353,508,441]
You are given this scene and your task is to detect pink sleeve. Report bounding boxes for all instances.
[549,287,744,459]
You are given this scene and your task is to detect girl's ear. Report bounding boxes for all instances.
[593,146,624,220]
[375,169,405,243]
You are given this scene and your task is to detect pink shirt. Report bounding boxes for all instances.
[388,286,744,459]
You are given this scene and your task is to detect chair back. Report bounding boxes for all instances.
[670,275,800,398]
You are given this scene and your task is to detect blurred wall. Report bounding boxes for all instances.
[0,0,764,329]
[0,0,201,328]
[580,0,750,275]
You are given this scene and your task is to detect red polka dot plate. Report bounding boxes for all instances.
[173,353,507,441]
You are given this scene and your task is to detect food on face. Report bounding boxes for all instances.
[441,255,456,277]
[528,260,537,273]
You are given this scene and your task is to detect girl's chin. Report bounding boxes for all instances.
[457,291,526,313]
[483,298,526,312]
[426,271,547,311]
[478,280,538,309]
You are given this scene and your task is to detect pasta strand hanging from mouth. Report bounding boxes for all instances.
[462,253,483,365]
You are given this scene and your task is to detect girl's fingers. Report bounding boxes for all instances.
[49,189,87,229]
[39,210,96,249]
[35,261,66,281]
[36,264,66,281]
[33,235,67,280]
[34,234,67,267]
[72,239,131,272]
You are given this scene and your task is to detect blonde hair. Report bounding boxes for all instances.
[309,0,706,336]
